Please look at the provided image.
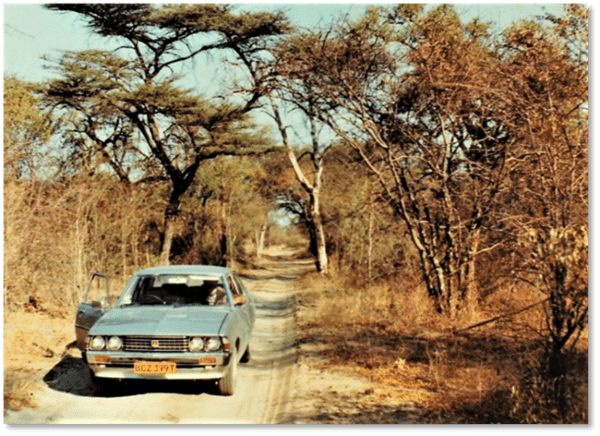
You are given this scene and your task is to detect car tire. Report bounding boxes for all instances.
[240,344,251,363]
[218,348,237,396]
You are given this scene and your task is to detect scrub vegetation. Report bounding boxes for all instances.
[4,4,587,423]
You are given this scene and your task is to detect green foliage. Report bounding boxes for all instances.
[42,3,289,263]
[153,4,292,38]
[3,77,51,179]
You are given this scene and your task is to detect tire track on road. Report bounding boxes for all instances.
[5,254,312,424]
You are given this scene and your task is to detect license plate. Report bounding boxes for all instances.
[134,362,177,375]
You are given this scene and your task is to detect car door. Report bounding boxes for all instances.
[234,273,255,326]
[227,274,253,348]
[75,272,111,350]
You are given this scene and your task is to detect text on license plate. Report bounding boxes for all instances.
[134,362,177,375]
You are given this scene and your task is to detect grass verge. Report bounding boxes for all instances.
[4,372,39,413]
[295,270,588,424]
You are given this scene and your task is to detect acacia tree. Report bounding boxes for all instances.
[277,5,522,315]
[43,4,290,264]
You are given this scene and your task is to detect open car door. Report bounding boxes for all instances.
[75,272,110,351]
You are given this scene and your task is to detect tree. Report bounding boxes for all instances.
[264,19,394,274]
[499,6,588,415]
[319,146,408,284]
[163,155,274,266]
[43,4,290,264]
[3,77,51,180]
[266,92,331,273]
[276,5,521,315]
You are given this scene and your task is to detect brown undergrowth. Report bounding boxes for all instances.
[295,271,588,424]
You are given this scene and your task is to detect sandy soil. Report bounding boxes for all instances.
[4,247,421,424]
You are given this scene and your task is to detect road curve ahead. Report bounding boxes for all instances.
[5,255,313,424]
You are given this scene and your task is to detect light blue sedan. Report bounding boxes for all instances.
[75,265,255,395]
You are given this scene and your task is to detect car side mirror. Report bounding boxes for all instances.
[233,294,247,306]
[91,299,110,310]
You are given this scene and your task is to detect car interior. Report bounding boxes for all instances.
[132,278,228,306]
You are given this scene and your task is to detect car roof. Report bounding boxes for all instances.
[133,265,233,277]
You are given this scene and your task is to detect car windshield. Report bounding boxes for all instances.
[120,274,229,307]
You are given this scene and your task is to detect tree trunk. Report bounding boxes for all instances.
[159,193,182,266]
[267,94,329,275]
[307,221,318,258]
[159,214,176,266]
[315,221,328,274]
[219,197,229,267]
[121,215,128,277]
[368,209,373,285]
[548,346,568,417]
[310,193,328,274]
[255,224,267,260]
[461,230,481,312]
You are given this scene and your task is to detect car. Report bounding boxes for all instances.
[74,265,256,395]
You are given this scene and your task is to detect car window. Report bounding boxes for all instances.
[233,274,247,295]
[121,274,228,306]
[85,274,109,304]
[227,275,241,296]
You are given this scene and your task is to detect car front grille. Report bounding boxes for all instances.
[123,336,189,352]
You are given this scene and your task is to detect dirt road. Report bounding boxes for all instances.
[5,250,420,424]
[4,252,312,424]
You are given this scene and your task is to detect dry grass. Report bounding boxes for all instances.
[295,271,588,424]
[4,371,40,413]
[3,309,74,415]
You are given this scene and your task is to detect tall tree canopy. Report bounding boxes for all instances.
[43,3,291,264]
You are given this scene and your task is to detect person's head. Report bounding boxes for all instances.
[207,286,226,305]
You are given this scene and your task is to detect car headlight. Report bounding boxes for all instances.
[90,336,106,351]
[107,336,123,351]
[205,337,222,352]
[189,337,205,352]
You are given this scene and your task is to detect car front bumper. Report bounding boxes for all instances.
[86,350,231,380]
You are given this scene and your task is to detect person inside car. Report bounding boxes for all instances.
[206,286,227,306]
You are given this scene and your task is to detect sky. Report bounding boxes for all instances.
[3,2,570,84]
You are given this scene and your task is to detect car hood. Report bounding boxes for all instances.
[90,306,230,336]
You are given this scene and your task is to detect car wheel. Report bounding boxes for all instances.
[240,344,251,363]
[218,348,237,396]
